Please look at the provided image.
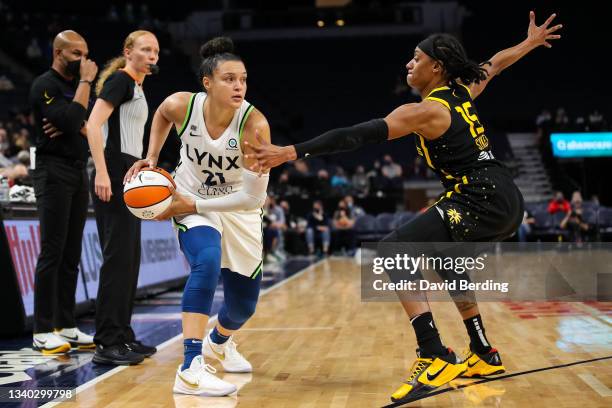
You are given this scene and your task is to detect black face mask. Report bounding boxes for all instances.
[65,59,81,78]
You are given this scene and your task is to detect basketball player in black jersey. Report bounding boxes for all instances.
[246,11,561,402]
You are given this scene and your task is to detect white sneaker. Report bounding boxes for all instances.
[173,355,237,396]
[203,331,253,373]
[32,332,71,355]
[55,327,95,349]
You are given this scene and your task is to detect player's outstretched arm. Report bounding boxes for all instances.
[245,119,389,172]
[245,100,450,172]
[468,11,562,99]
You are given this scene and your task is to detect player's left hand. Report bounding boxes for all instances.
[526,11,562,49]
[155,185,196,220]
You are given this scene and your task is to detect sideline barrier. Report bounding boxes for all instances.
[0,205,189,335]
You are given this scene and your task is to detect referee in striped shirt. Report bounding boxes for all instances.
[85,30,159,365]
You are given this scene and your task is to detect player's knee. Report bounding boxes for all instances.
[220,298,257,329]
[227,298,257,323]
[182,246,222,314]
[232,298,258,322]
[182,267,218,313]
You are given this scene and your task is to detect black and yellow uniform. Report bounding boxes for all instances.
[385,84,519,403]
[414,84,523,242]
[289,78,516,403]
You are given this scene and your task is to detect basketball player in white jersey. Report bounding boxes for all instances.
[125,37,270,396]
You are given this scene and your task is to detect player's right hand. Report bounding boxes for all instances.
[80,58,98,82]
[124,157,157,184]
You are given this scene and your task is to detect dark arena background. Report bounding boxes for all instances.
[0,1,609,407]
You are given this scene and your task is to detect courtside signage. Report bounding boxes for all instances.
[4,219,189,317]
[551,132,612,158]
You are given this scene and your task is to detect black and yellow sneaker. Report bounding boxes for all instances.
[461,347,505,377]
[390,348,467,403]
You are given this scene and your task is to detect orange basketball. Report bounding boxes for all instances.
[123,167,177,219]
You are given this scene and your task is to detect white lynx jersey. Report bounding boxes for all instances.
[173,92,254,200]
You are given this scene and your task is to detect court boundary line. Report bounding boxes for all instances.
[40,257,326,407]
[381,355,612,408]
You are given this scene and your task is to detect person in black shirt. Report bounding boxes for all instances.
[29,30,98,354]
[85,30,159,365]
[244,11,562,403]
[306,200,331,255]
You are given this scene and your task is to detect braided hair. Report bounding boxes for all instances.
[418,33,490,86]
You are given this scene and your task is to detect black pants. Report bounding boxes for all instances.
[32,155,88,333]
[91,167,141,346]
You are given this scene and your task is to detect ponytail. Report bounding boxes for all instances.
[95,56,126,96]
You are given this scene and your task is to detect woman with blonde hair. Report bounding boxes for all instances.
[86,30,160,366]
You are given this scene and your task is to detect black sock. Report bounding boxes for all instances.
[411,312,447,358]
[463,314,492,354]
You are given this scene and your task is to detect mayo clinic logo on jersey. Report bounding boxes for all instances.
[227,138,239,150]
[198,184,234,197]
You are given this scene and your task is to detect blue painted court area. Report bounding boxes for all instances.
[0,258,313,408]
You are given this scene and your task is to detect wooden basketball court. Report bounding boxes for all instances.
[51,258,611,407]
